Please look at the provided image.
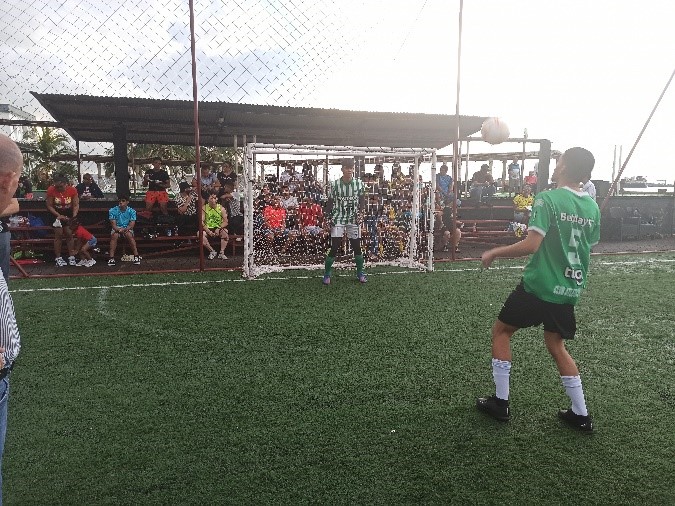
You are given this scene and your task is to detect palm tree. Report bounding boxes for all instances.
[23,127,76,189]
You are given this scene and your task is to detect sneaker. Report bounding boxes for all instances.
[107,258,116,266]
[208,251,217,260]
[85,259,96,268]
[558,409,594,432]
[217,252,227,260]
[75,259,88,267]
[357,272,367,284]
[55,256,67,267]
[68,256,77,266]
[133,256,141,265]
[322,275,331,285]
[476,395,510,422]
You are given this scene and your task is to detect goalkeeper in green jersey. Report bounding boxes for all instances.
[323,158,367,285]
[476,147,600,432]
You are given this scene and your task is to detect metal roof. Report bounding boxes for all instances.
[31,93,486,149]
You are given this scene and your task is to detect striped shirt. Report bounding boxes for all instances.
[0,277,21,367]
[329,177,365,225]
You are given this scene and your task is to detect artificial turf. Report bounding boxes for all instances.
[4,255,675,504]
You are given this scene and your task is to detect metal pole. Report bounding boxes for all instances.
[601,66,675,212]
[76,140,81,183]
[233,134,238,175]
[464,140,470,200]
[521,128,527,190]
[428,151,437,271]
[188,0,203,271]
[409,156,420,265]
[611,145,617,183]
[452,0,464,262]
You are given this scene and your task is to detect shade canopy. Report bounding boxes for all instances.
[31,93,487,149]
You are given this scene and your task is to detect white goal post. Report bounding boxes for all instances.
[242,143,438,279]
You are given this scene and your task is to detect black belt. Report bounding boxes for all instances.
[0,363,14,380]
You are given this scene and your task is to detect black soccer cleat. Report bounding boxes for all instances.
[558,409,594,432]
[476,395,510,422]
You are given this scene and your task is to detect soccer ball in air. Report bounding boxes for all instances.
[480,117,510,145]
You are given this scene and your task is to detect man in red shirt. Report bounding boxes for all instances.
[46,174,79,267]
[298,195,325,237]
[263,196,297,255]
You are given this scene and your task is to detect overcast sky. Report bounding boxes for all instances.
[1,0,674,183]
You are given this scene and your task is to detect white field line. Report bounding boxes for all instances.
[96,286,111,318]
[9,257,675,294]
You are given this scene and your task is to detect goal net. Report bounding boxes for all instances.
[242,143,438,279]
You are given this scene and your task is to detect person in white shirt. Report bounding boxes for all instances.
[581,179,596,201]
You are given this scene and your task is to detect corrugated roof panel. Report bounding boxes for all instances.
[31,93,486,148]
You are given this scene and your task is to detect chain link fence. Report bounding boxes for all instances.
[1,0,448,119]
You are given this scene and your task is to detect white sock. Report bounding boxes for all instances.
[561,375,588,416]
[492,358,511,401]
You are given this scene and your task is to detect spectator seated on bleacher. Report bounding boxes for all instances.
[75,173,105,200]
[363,194,384,261]
[297,195,326,239]
[255,184,273,210]
[175,181,199,235]
[216,161,237,191]
[143,157,171,216]
[263,196,297,255]
[279,164,303,193]
[14,176,33,200]
[438,202,462,253]
[513,185,534,224]
[436,164,454,207]
[108,195,141,266]
[202,191,229,260]
[470,164,495,203]
[378,220,405,259]
[524,170,537,188]
[220,183,244,236]
[46,174,79,267]
[192,165,220,201]
[303,174,324,203]
[279,185,299,229]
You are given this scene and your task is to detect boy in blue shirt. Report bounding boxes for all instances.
[108,196,141,266]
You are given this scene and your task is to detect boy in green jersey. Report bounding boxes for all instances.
[477,147,600,432]
[323,158,367,285]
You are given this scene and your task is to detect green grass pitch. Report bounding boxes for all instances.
[4,255,675,504]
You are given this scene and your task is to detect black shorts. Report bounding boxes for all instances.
[498,281,577,339]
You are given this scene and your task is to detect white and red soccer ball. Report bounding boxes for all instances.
[480,117,510,145]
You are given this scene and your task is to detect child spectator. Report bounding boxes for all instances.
[69,217,97,267]
[108,195,141,266]
[202,191,229,260]
[513,185,534,223]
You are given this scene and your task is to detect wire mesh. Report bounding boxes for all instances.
[0,0,444,119]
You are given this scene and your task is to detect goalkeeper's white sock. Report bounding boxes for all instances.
[561,375,588,416]
[492,358,511,401]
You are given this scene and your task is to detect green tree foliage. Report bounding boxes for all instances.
[103,144,241,179]
[22,127,77,189]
